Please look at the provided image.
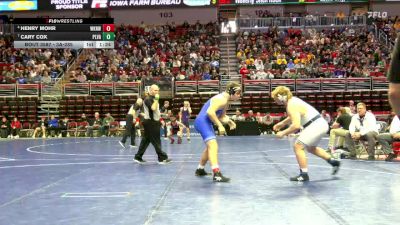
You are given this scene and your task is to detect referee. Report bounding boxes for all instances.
[388,34,400,116]
[134,84,171,164]
[119,98,143,148]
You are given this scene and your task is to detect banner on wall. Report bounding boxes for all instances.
[38,0,92,10]
[0,1,37,11]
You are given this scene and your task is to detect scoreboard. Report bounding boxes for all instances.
[13,18,115,49]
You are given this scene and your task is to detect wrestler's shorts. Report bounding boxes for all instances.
[171,127,180,135]
[194,117,215,143]
[181,121,190,129]
[296,118,328,147]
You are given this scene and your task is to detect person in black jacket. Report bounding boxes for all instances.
[0,116,11,138]
[59,117,69,137]
[119,98,143,148]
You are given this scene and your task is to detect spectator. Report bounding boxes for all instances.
[77,113,88,137]
[348,100,356,115]
[328,107,352,152]
[321,110,332,125]
[10,116,21,138]
[231,109,245,121]
[42,71,52,84]
[377,115,400,161]
[59,117,69,137]
[256,112,265,134]
[263,113,275,134]
[33,116,48,138]
[77,71,87,83]
[87,112,103,137]
[102,113,115,136]
[0,116,10,138]
[47,115,59,137]
[161,100,171,116]
[345,102,378,160]
[245,110,257,122]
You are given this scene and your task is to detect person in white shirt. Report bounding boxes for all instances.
[345,102,378,160]
[231,109,245,122]
[272,86,340,182]
[377,115,400,161]
[321,110,331,125]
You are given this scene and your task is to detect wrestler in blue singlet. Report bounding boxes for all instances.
[194,94,224,142]
[181,108,190,127]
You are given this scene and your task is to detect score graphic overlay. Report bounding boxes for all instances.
[13,18,115,49]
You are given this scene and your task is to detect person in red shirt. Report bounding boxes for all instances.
[11,116,21,138]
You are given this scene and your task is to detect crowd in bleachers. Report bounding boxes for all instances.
[374,16,400,41]
[0,35,77,84]
[237,27,391,80]
[67,21,221,83]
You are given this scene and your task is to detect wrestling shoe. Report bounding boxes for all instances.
[177,137,182,144]
[195,168,210,176]
[213,171,230,182]
[289,172,309,182]
[170,138,175,144]
[328,158,341,175]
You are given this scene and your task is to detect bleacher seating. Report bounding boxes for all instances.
[239,90,391,114]
[0,97,38,123]
[58,95,137,121]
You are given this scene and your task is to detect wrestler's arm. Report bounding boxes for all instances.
[206,97,226,128]
[188,103,192,114]
[389,83,400,116]
[277,116,291,126]
[279,102,301,136]
[178,107,182,122]
[219,114,236,130]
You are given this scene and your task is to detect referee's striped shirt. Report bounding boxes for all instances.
[143,96,160,121]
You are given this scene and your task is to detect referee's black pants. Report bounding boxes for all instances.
[135,120,168,161]
[121,114,136,145]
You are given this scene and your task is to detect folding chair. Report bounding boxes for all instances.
[76,121,89,137]
[20,122,33,137]
[108,121,120,136]
[66,122,78,137]
[355,121,388,159]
